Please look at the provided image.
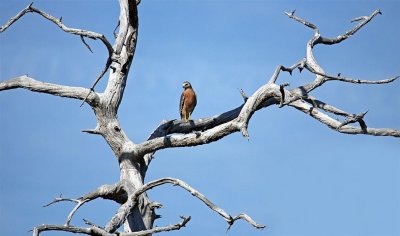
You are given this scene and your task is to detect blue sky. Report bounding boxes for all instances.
[0,1,399,236]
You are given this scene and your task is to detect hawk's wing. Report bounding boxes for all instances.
[179,91,185,119]
[191,91,197,114]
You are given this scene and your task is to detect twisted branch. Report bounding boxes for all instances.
[0,3,113,55]
[317,9,382,45]
[0,3,116,107]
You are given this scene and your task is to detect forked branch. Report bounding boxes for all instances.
[44,196,90,226]
[0,3,113,55]
[32,216,190,236]
[105,178,265,233]
[0,3,116,108]
[289,100,400,137]
[44,182,128,226]
[268,59,306,84]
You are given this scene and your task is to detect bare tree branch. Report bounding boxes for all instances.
[0,75,99,105]
[329,75,399,84]
[284,10,318,32]
[283,9,385,97]
[305,68,399,85]
[32,216,189,236]
[317,9,382,45]
[136,121,239,157]
[337,111,368,131]
[122,216,191,236]
[135,83,285,156]
[105,177,265,233]
[140,99,275,169]
[43,195,80,207]
[302,95,351,117]
[228,214,266,231]
[289,100,400,137]
[0,3,116,107]
[140,70,399,161]
[43,182,128,226]
[44,196,90,226]
[268,59,306,84]
[0,3,113,55]
[32,224,95,236]
[0,2,33,32]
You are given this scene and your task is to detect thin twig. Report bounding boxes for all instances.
[239,88,249,102]
[80,35,93,53]
[80,58,113,107]
[284,10,319,32]
[306,68,399,85]
[43,196,79,207]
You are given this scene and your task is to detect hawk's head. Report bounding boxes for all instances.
[182,81,192,89]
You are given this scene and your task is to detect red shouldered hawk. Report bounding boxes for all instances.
[180,81,197,122]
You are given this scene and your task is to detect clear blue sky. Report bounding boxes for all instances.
[0,1,399,236]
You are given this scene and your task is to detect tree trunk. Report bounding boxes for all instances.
[120,158,154,232]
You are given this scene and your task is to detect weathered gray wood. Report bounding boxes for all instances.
[0,75,99,106]
[105,177,265,232]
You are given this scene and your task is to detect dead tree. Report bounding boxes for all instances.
[0,1,399,235]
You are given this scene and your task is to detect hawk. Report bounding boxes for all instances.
[179,81,197,122]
